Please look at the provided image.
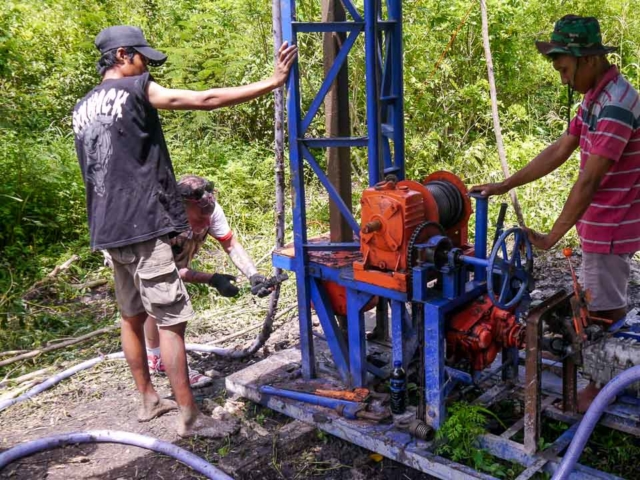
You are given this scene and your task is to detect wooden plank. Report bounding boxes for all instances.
[226,347,497,480]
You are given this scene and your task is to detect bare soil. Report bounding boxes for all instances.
[0,249,638,479]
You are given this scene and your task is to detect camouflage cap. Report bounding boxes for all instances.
[535,15,617,57]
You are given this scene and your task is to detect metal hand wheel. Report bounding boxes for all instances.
[487,227,533,310]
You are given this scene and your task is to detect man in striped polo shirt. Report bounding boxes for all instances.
[472,15,639,324]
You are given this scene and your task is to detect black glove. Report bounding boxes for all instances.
[208,273,239,297]
[250,274,271,298]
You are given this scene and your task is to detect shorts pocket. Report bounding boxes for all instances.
[138,264,185,307]
[108,246,136,265]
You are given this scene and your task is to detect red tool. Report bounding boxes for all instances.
[563,247,611,336]
[314,387,370,403]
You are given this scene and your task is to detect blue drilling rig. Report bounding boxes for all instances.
[226,2,640,478]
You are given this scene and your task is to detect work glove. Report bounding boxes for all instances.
[208,273,239,298]
[250,274,271,298]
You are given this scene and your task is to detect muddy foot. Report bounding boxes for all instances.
[138,398,178,422]
[177,407,240,438]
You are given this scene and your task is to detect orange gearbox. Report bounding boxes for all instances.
[355,180,425,275]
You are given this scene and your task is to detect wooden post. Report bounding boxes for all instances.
[322,0,352,243]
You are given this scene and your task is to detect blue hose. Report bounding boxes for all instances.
[552,365,640,480]
[0,430,233,479]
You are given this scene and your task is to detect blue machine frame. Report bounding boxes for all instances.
[256,1,640,478]
[277,0,501,430]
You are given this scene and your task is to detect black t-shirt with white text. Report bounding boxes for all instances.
[72,72,188,250]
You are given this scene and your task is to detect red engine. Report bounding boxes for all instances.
[447,295,525,373]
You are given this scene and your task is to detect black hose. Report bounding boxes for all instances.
[210,12,286,359]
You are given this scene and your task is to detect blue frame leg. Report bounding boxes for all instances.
[310,279,350,384]
[347,288,374,387]
[424,302,446,428]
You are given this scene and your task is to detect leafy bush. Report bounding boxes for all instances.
[1,0,638,350]
[435,402,519,478]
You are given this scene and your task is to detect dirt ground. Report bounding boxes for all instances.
[1,248,639,479]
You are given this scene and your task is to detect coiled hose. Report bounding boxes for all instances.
[0,430,233,479]
[552,365,640,480]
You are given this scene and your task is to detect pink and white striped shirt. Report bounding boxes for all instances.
[568,66,640,254]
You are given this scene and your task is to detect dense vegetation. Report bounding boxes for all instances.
[1,2,638,477]
[1,1,638,345]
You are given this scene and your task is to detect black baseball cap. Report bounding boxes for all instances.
[95,26,167,66]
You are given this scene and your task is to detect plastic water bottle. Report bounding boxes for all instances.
[390,361,406,414]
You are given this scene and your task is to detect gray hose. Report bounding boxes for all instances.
[0,352,125,413]
[0,334,290,413]
[552,365,640,480]
[0,430,233,479]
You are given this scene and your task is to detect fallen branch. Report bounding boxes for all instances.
[0,326,120,368]
[48,255,80,278]
[22,255,80,299]
[0,350,28,357]
[0,380,39,401]
[70,279,107,290]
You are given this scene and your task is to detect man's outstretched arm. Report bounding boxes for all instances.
[470,133,579,196]
[147,42,297,111]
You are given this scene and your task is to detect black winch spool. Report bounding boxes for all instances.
[425,180,463,229]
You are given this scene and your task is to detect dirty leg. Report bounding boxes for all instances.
[121,312,177,421]
[158,322,238,437]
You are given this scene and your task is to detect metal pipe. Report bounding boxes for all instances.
[364,0,381,185]
[552,365,640,480]
[445,366,473,385]
[0,430,233,479]
[260,385,358,410]
[459,255,489,268]
[388,0,405,180]
[471,193,489,282]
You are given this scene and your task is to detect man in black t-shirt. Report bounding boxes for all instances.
[73,25,296,438]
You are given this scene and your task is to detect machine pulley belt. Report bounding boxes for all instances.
[425,180,464,229]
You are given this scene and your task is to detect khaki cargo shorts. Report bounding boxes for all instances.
[580,251,633,311]
[107,236,195,326]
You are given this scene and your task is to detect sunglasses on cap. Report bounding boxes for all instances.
[183,182,218,209]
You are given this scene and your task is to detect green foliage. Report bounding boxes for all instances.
[435,402,520,478]
[579,425,640,477]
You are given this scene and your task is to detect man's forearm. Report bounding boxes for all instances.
[179,268,213,284]
[199,78,278,110]
[547,178,599,245]
[227,243,258,279]
[504,135,575,190]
